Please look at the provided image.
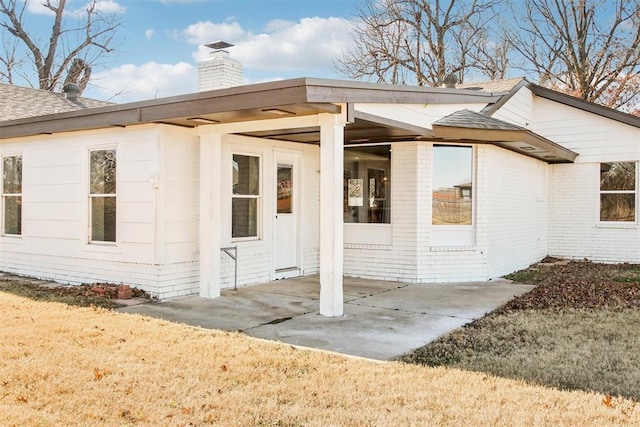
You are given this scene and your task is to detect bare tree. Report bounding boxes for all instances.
[507,0,640,110]
[466,29,510,80]
[0,0,121,94]
[336,0,505,86]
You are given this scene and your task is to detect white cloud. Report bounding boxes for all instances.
[27,0,126,16]
[185,16,354,74]
[87,61,196,102]
[145,29,155,40]
[26,0,56,15]
[93,0,125,14]
[182,20,246,46]
[263,19,294,33]
[84,15,356,102]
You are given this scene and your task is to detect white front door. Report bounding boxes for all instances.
[274,151,300,278]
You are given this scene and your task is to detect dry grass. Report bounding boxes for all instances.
[1,292,639,426]
[401,261,640,402]
[401,308,640,401]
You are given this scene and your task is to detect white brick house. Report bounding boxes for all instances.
[1,77,638,315]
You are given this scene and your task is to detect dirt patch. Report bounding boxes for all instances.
[0,277,150,309]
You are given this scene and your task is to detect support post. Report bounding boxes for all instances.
[199,131,222,298]
[318,113,346,316]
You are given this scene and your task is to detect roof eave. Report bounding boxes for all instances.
[529,84,640,129]
[431,124,578,163]
[0,78,503,140]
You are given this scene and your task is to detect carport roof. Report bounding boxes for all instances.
[0,77,501,142]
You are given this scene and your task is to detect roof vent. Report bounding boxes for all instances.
[443,73,458,89]
[62,82,80,101]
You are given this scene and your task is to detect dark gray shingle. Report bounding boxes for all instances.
[433,109,525,131]
[0,83,112,122]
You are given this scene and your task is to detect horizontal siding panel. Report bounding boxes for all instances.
[534,97,640,162]
[26,220,83,240]
[26,185,83,202]
[119,222,154,243]
[25,202,82,221]
[119,202,155,223]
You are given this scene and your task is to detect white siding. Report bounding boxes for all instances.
[216,135,321,289]
[355,103,487,129]
[532,95,640,263]
[0,125,201,299]
[534,97,640,163]
[492,86,534,128]
[159,126,200,265]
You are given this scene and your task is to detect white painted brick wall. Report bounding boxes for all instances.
[197,56,243,91]
[0,249,198,299]
[482,146,548,277]
[344,143,548,284]
[344,142,419,282]
[533,94,640,263]
[549,162,640,262]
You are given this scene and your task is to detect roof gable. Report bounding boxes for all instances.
[471,78,640,130]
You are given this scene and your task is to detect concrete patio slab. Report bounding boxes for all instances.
[248,304,472,360]
[352,280,529,318]
[117,276,534,360]
[121,290,318,332]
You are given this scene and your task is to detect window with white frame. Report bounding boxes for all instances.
[232,154,260,239]
[432,145,473,225]
[89,149,117,242]
[600,162,636,222]
[2,155,22,236]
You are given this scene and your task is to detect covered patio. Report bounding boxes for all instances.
[118,276,534,360]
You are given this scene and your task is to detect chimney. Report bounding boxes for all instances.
[197,41,243,91]
[62,82,80,101]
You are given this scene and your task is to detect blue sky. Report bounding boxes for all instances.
[75,0,360,102]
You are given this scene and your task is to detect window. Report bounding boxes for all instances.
[344,145,391,223]
[2,155,22,235]
[277,164,293,214]
[89,149,116,242]
[600,162,636,222]
[432,146,473,225]
[232,154,260,238]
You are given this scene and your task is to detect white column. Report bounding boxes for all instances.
[318,113,346,316]
[199,131,222,298]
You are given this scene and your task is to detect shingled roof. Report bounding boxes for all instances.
[432,109,578,163]
[457,77,526,93]
[0,82,112,121]
[433,109,525,131]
